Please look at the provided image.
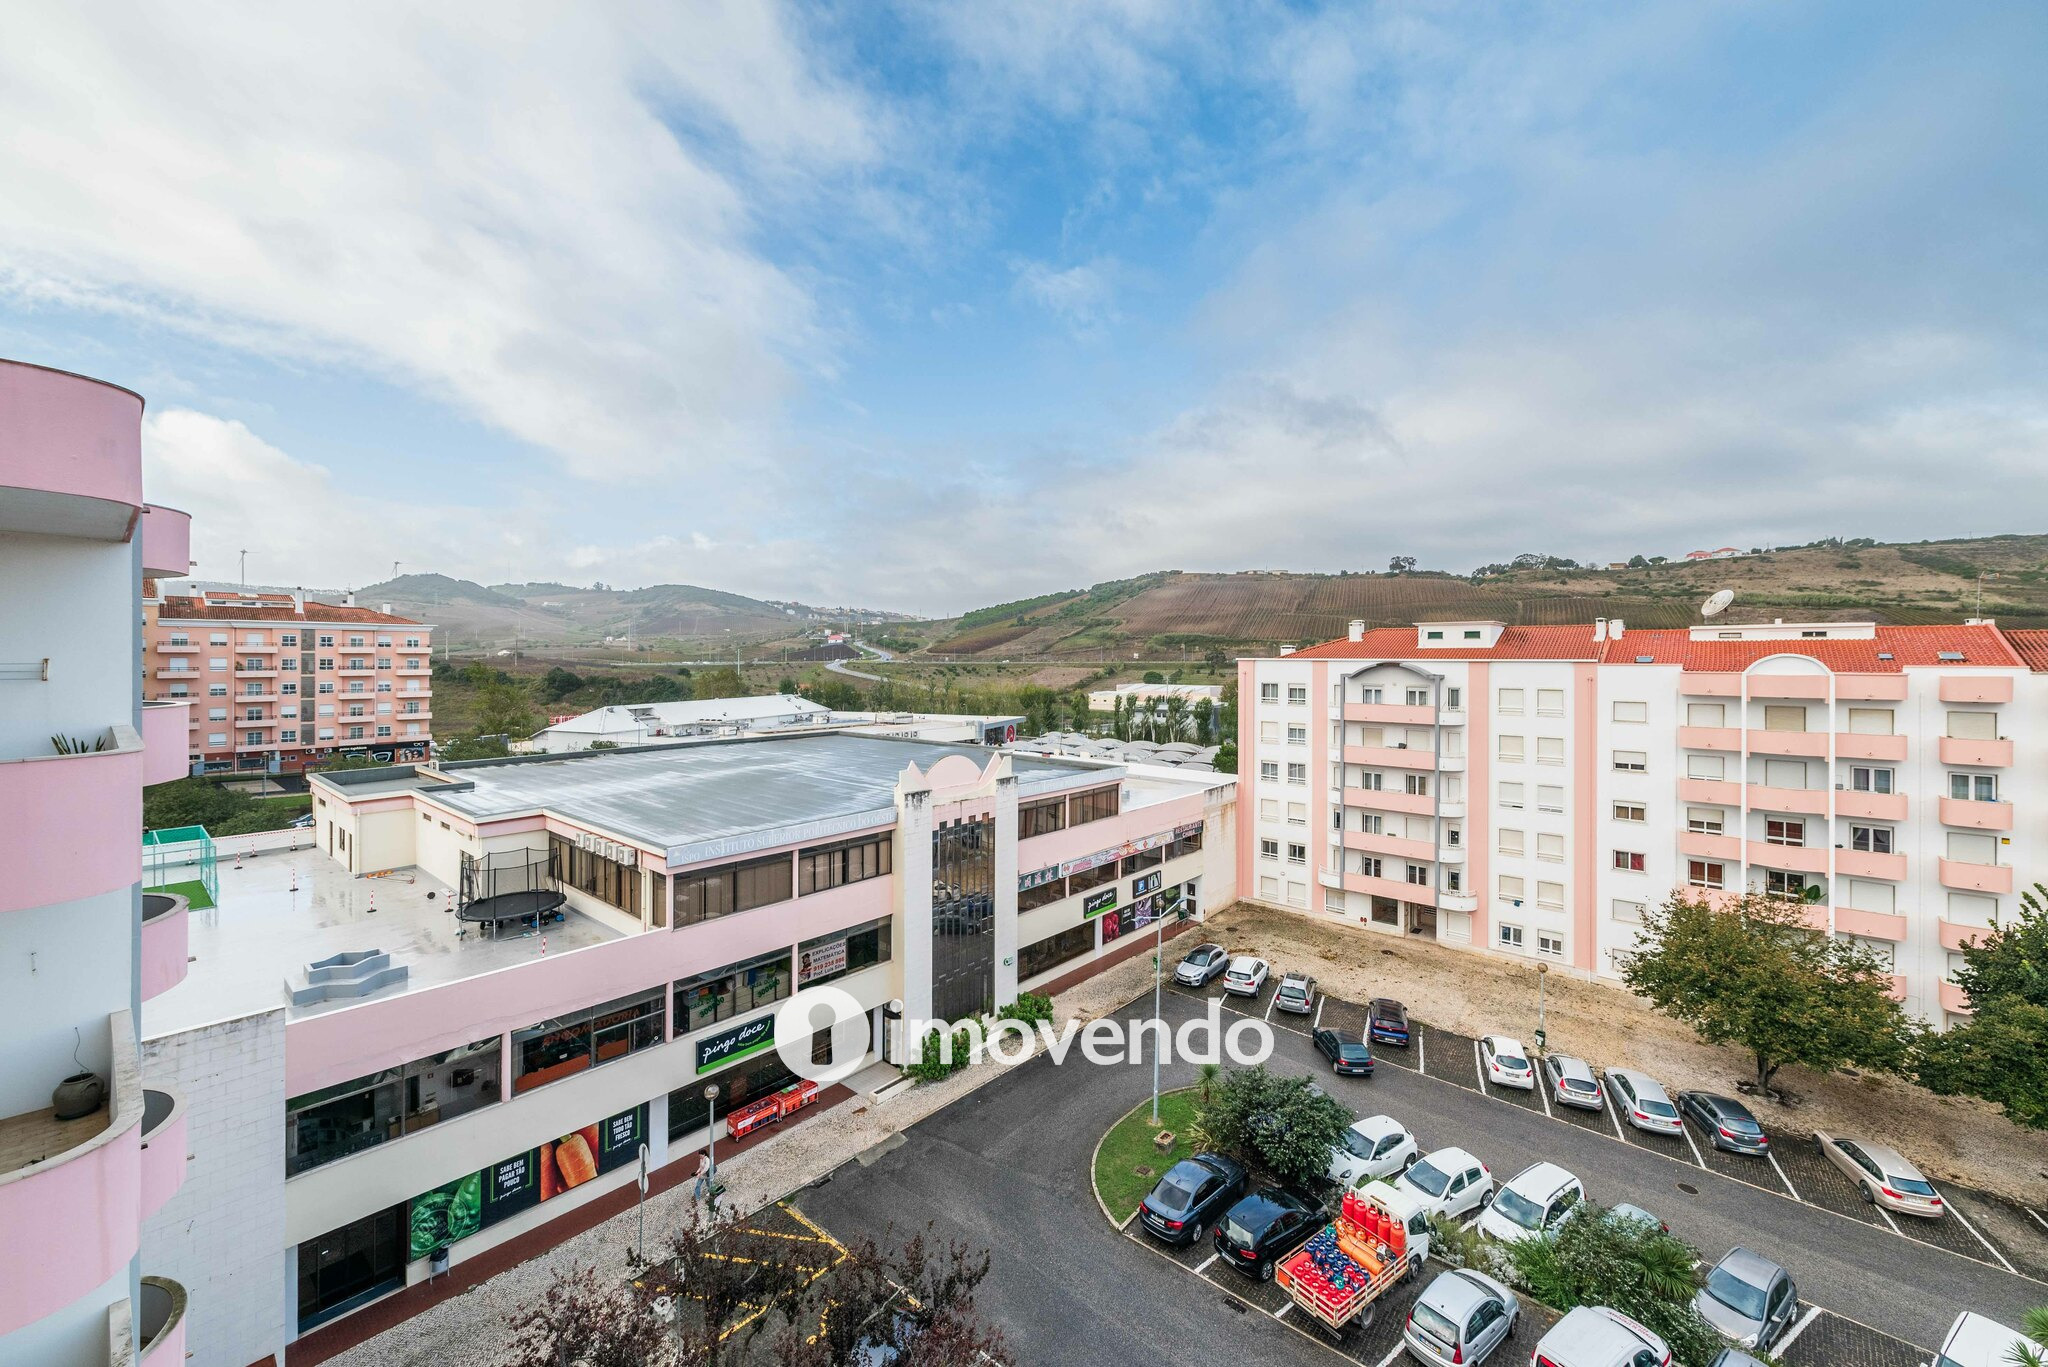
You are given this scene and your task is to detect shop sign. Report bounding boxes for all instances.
[798,937,848,984]
[1174,820,1203,839]
[1019,865,1062,891]
[1081,887,1118,919]
[1058,829,1174,879]
[1131,871,1162,898]
[696,1013,775,1073]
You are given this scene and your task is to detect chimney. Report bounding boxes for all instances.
[381,603,392,616]
[292,589,304,614]
[1609,618,1625,639]
[343,590,355,607]
[1347,620,1365,642]
[1592,617,1607,642]
[1278,644,1296,656]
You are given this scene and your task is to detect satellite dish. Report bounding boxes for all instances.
[1701,589,1735,618]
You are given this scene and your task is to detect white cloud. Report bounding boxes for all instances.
[1010,258,1119,334]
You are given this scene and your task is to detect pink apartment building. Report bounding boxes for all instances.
[0,359,198,1365]
[143,591,434,773]
[1239,616,2044,1028]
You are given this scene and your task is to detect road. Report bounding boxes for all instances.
[825,640,890,682]
[797,986,2045,1366]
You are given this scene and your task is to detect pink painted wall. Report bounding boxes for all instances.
[141,701,192,786]
[138,1107,187,1223]
[1466,663,1490,948]
[1015,789,1205,873]
[0,1119,141,1336]
[138,902,189,1001]
[138,504,190,579]
[0,360,143,508]
[0,747,143,915]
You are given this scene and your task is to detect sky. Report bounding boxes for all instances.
[2,2,2043,616]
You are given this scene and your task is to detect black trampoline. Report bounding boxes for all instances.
[457,849,565,937]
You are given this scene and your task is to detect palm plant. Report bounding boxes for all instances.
[2008,1305,2048,1366]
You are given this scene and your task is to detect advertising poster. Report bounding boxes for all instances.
[407,1103,647,1260]
[407,1170,482,1260]
[1131,871,1162,898]
[798,937,848,984]
[1081,887,1118,919]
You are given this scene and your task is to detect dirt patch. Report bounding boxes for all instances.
[1200,901,2048,1205]
[1028,665,1099,689]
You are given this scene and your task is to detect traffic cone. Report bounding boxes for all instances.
[234,851,243,870]
[289,868,298,893]
[367,891,376,915]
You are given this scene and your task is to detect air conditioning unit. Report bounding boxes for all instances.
[1394,742,1408,750]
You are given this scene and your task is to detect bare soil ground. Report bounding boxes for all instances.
[1201,901,2048,1204]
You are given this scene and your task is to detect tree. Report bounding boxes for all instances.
[1914,885,2048,1128]
[1627,554,1649,569]
[475,680,537,738]
[777,675,799,694]
[503,1264,665,1367]
[1617,891,1915,1095]
[1213,741,1237,774]
[439,734,511,762]
[772,1229,1007,1367]
[1504,1205,1722,1367]
[1202,647,1229,671]
[1193,1067,1350,1191]
[1388,555,1418,573]
[625,1212,817,1367]
[693,666,746,701]
[539,667,586,702]
[1142,670,1165,684]
[143,777,249,832]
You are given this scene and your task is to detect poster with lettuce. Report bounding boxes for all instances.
[408,1169,483,1260]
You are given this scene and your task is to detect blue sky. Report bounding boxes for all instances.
[2,2,2042,615]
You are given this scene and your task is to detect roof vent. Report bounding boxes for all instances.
[1347,620,1365,643]
[1938,651,1966,661]
[1278,644,1296,656]
[1635,655,1653,664]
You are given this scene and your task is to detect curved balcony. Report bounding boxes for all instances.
[1938,796,2012,831]
[1749,841,1829,874]
[1939,919,1993,952]
[138,1089,188,1223]
[1834,732,1906,762]
[1939,859,2012,894]
[0,1010,142,1337]
[1746,730,1828,758]
[138,1276,188,1365]
[139,504,191,579]
[1887,975,1909,1002]
[141,700,192,786]
[1746,784,1828,816]
[1439,891,1478,913]
[1939,736,2012,768]
[1939,675,2012,704]
[1833,906,1907,942]
[0,723,143,915]
[1938,981,1972,1016]
[0,360,144,540]
[1835,848,1906,881]
[1837,675,1908,701]
[140,892,190,1001]
[1836,789,1907,822]
[1343,744,1438,771]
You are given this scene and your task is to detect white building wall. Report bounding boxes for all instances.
[1247,658,1314,913]
[1595,664,1685,976]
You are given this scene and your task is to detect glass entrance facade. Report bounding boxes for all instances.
[931,817,994,1021]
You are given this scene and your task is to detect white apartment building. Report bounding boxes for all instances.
[1238,617,2044,1028]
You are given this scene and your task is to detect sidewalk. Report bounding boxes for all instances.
[309,937,1181,1367]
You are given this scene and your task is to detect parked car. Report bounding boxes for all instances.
[1814,1133,1944,1218]
[1274,972,1317,1014]
[1173,943,1230,987]
[1678,1092,1769,1155]
[1705,1352,1768,1367]
[1370,997,1411,1046]
[1543,1054,1605,1111]
[1606,1068,1682,1135]
[1213,1187,1322,1281]
[1479,1035,1536,1090]
[1137,1151,1248,1246]
[1402,1267,1519,1366]
[289,812,316,829]
[1326,1114,1415,1189]
[1607,1202,1666,1235]
[1222,956,1270,997]
[1693,1246,1799,1352]
[1476,1161,1583,1244]
[1313,1027,1374,1076]
[1927,1311,2048,1367]
[1395,1146,1494,1220]
[1529,1305,1672,1367]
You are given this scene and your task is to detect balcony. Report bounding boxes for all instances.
[0,723,143,915]
[1437,842,1467,865]
[0,1010,142,1337]
[339,665,377,676]
[0,360,144,537]
[1677,777,1741,806]
[1341,869,1437,907]
[1350,831,1436,864]
[1834,732,1907,762]
[1746,730,1828,758]
[1939,919,1993,952]
[154,641,199,654]
[1678,672,1742,697]
[1836,848,1906,881]
[396,708,432,722]
[397,664,433,676]
[138,1090,187,1223]
[1939,981,1972,1016]
[1746,674,1830,700]
[234,665,280,678]
[1938,796,2012,831]
[238,689,281,702]
[1939,736,2012,768]
[151,667,198,681]
[1344,702,1437,726]
[1939,675,2012,704]
[1833,906,1908,941]
[1746,784,1828,816]
[236,640,282,654]
[1343,744,1438,771]
[140,892,190,1001]
[137,1276,188,1365]
[1437,799,1467,819]
[1678,725,1739,751]
[1938,859,2012,894]
[1439,891,1479,913]
[1887,975,1909,1003]
[1750,841,1829,874]
[1341,787,1436,817]
[1837,789,1907,822]
[1680,830,1741,861]
[140,700,191,786]
[138,503,191,578]
[1837,675,1908,701]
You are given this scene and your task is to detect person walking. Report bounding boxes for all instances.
[692,1151,711,1203]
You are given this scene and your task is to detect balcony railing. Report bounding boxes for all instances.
[1938,796,2012,831]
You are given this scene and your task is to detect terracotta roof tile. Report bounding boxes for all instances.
[157,595,425,626]
[1287,625,1599,661]
[1286,622,2023,673]
[2005,629,2048,672]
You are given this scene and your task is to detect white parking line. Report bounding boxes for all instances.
[1939,1187,2018,1274]
[1373,1344,1406,1367]
[1265,992,1279,1022]
[1768,1152,1802,1201]
[1603,1095,1627,1142]
[1273,1302,1293,1320]
[2029,1207,2048,1236]
[1473,1040,1488,1095]
[1679,1124,1708,1170]
[1313,997,1325,1031]
[1195,1254,1218,1274]
[1536,1077,1552,1118]
[1416,1026,1426,1074]
[1776,1305,1823,1354]
[1873,1202,1902,1235]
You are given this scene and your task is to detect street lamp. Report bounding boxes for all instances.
[1535,962,1549,1053]
[703,1083,720,1207]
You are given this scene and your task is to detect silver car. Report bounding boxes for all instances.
[1274,972,1316,1014]
[1528,1305,1672,1366]
[1402,1267,1518,1365]
[1693,1246,1798,1352]
[1173,942,1229,987]
[1543,1054,1605,1111]
[1606,1067,1682,1135]
[1814,1133,1945,1218]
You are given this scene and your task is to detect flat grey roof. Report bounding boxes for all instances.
[422,733,1120,867]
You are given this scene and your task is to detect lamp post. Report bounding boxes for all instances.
[1535,962,1549,1053]
[1151,906,1165,1125]
[703,1082,720,1210]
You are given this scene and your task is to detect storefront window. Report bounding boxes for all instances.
[298,1204,406,1331]
[284,1038,504,1177]
[1069,786,1120,826]
[1018,878,1067,912]
[1019,797,1067,838]
[798,833,892,895]
[676,950,794,1033]
[548,834,643,919]
[798,917,893,987]
[668,1049,799,1139]
[1166,826,1205,860]
[674,852,793,925]
[1020,921,1095,981]
[1068,862,1117,895]
[1120,847,1163,876]
[932,819,995,1020]
[512,988,665,1094]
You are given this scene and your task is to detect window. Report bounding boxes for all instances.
[1948,773,1997,802]
[1359,686,1383,704]
[1537,833,1564,862]
[1612,850,1646,872]
[1536,688,1565,717]
[1763,705,1806,733]
[1261,838,1280,860]
[281,729,298,743]
[1405,863,1429,886]
[1260,761,1280,782]
[1946,831,1997,866]
[1070,786,1120,824]
[1444,687,1462,711]
[1611,899,1644,924]
[375,726,391,738]
[1166,825,1204,860]
[208,707,227,721]
[281,633,298,647]
[1356,812,1384,834]
[676,949,796,1032]
[1499,828,1525,855]
[1360,856,1384,878]
[285,1037,503,1176]
[1425,630,1444,641]
[208,657,227,672]
[318,657,334,671]
[1612,749,1647,772]
[1946,710,1997,740]
[1019,921,1094,980]
[297,1206,405,1332]
[207,684,227,696]
[1685,806,1724,835]
[348,636,365,648]
[1405,687,1429,706]
[1403,774,1429,796]
[673,852,793,925]
[1260,721,1279,743]
[317,635,334,648]
[1537,933,1564,958]
[1287,725,1307,745]
[1287,763,1307,785]
[1536,881,1565,909]
[1286,802,1307,826]
[1612,700,1648,723]
[1357,770,1384,791]
[1498,688,1524,715]
[1765,819,1805,847]
[1537,736,1564,766]
[1463,629,1481,640]
[1288,685,1307,705]
[1498,735,1525,762]
[1260,682,1280,703]
[1260,799,1279,821]
[1687,754,1726,781]
[1444,869,1462,892]
[798,833,892,894]
[1688,861,1725,889]
[1288,843,1307,866]
[1536,784,1564,813]
[1498,874,1525,900]
[1498,924,1525,950]
[208,732,227,746]
[1286,880,1308,908]
[1018,797,1067,839]
[547,836,645,918]
[1330,807,1343,831]
[1018,877,1068,911]
[513,988,665,1093]
[1764,870,1810,900]
[1612,802,1646,823]
[1852,766,1895,794]
[1846,708,1894,735]
[1499,781,1525,809]
[209,632,227,645]
[1369,895,1399,925]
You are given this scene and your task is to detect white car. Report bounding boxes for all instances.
[1475,1161,1583,1244]
[1479,1035,1535,1090]
[1930,1311,2048,1367]
[1394,1145,1494,1220]
[1324,1114,1417,1190]
[1528,1305,1672,1367]
[1221,956,1269,997]
[1606,1067,1682,1136]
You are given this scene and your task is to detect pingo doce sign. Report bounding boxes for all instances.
[774,984,1272,1087]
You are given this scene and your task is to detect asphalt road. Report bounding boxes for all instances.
[797,987,2045,1364]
